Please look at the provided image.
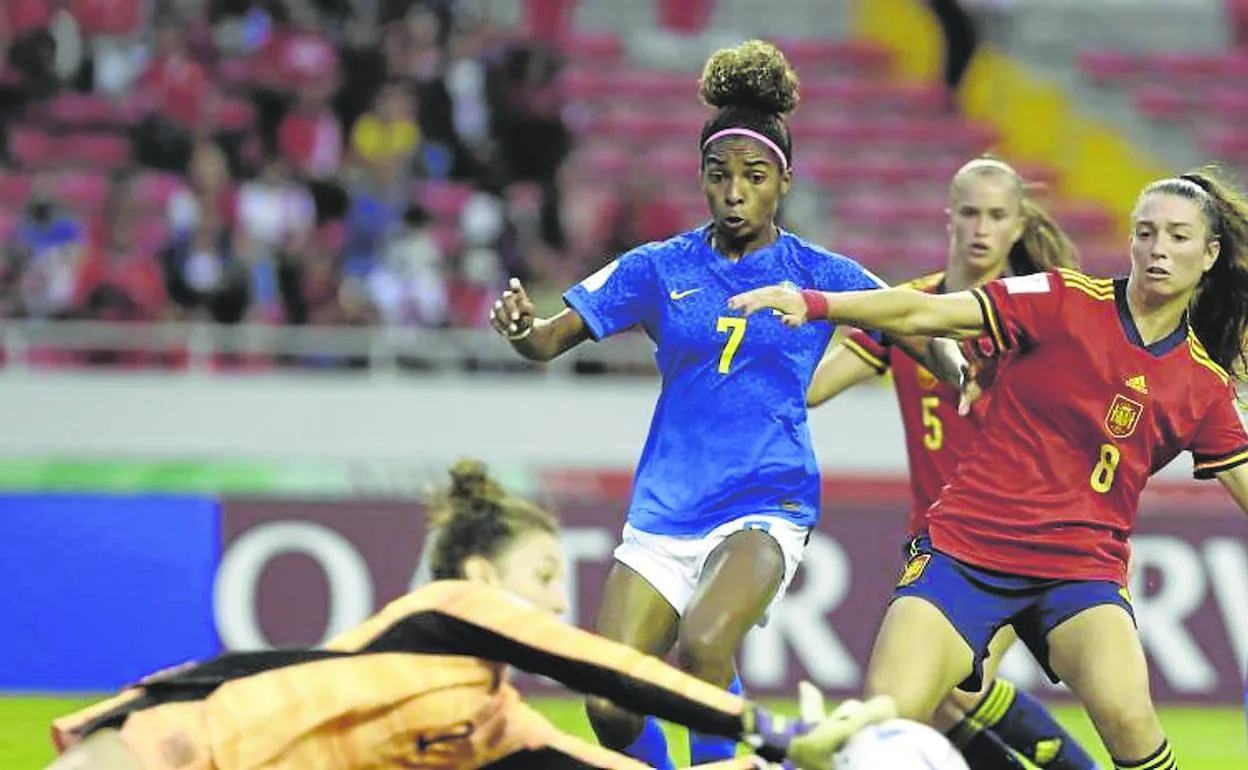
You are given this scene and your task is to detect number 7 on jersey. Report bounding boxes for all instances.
[716,317,747,373]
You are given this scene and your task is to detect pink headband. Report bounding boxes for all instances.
[701,128,788,172]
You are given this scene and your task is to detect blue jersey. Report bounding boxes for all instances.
[564,226,883,536]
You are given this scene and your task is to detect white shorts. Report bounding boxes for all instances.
[613,515,811,627]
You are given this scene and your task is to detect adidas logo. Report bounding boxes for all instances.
[1124,374,1148,395]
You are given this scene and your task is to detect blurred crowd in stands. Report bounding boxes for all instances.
[0,0,612,333]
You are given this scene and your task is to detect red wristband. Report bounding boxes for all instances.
[800,289,830,321]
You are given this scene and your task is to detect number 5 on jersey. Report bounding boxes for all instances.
[920,395,943,451]
[716,317,747,373]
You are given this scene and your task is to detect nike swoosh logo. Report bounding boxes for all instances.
[669,289,702,300]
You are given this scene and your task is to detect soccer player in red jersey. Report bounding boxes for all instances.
[807,158,1097,770]
[728,168,1248,770]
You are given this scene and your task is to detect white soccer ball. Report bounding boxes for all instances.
[833,719,970,770]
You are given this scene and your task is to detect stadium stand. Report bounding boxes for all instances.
[0,0,1192,371]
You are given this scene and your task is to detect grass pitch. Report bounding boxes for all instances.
[1,694,1243,769]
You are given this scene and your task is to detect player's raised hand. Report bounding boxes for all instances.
[728,286,808,327]
[489,278,536,340]
[785,695,897,770]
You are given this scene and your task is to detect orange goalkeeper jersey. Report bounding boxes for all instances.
[53,581,755,769]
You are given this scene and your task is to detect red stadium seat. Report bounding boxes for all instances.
[1212,52,1248,80]
[132,172,183,208]
[6,0,52,36]
[771,38,892,76]
[1132,84,1188,120]
[73,0,143,36]
[11,129,60,168]
[1196,126,1248,162]
[0,174,34,206]
[1208,87,1248,121]
[418,182,475,220]
[1078,50,1139,85]
[562,32,624,69]
[64,133,132,169]
[1053,202,1116,238]
[37,93,141,128]
[561,69,608,101]
[52,171,109,212]
[1012,161,1060,190]
[804,158,862,187]
[521,0,576,42]
[656,0,713,35]
[614,70,697,101]
[1141,51,1223,82]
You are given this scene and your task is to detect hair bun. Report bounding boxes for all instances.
[448,459,501,504]
[698,39,799,115]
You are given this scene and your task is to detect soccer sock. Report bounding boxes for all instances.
[1113,739,1176,770]
[688,674,744,763]
[947,718,1028,770]
[970,679,1098,769]
[625,717,676,770]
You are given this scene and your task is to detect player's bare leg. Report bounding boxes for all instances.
[1046,605,1171,767]
[941,626,1099,769]
[677,529,786,763]
[932,624,1016,731]
[863,596,975,723]
[586,562,681,750]
[676,529,784,687]
[44,729,142,770]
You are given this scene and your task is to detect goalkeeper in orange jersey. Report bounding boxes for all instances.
[47,460,895,770]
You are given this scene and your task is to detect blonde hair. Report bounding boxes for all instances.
[950,156,1080,274]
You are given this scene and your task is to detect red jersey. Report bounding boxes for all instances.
[137,53,213,129]
[844,272,981,535]
[930,268,1248,583]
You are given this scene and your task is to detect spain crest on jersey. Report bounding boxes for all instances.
[1104,393,1143,439]
[897,553,931,587]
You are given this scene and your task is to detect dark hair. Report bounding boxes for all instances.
[951,157,1080,274]
[1139,168,1248,378]
[427,459,560,580]
[698,40,799,169]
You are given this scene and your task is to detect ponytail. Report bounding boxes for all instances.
[1008,196,1081,275]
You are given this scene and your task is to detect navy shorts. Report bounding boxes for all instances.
[894,534,1135,692]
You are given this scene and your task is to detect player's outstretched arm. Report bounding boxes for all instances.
[728,285,986,339]
[379,582,818,764]
[44,729,141,770]
[807,343,879,407]
[489,278,592,361]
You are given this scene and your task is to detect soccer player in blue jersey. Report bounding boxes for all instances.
[488,40,892,767]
